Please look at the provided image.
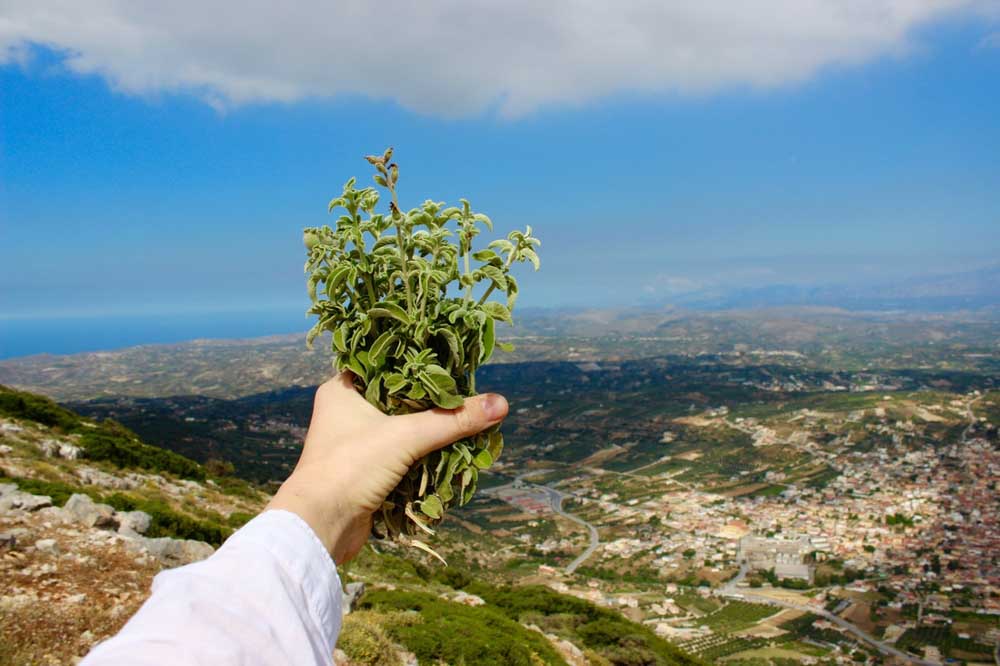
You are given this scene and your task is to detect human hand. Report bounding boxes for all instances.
[266,372,508,564]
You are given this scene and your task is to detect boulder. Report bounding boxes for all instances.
[58,443,82,460]
[34,538,60,556]
[452,590,485,606]
[0,483,16,498]
[37,439,60,457]
[0,491,53,513]
[36,506,72,524]
[0,445,12,455]
[117,510,152,535]
[0,531,16,549]
[63,494,119,529]
[128,536,214,567]
[343,581,366,613]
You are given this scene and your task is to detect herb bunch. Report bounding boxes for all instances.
[303,148,539,560]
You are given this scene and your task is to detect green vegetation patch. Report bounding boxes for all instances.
[896,625,994,660]
[359,588,566,665]
[699,601,781,633]
[467,583,705,666]
[0,472,233,546]
[0,384,207,480]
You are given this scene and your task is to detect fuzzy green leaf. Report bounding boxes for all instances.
[472,448,493,470]
[481,301,512,323]
[368,301,411,325]
[369,331,398,367]
[419,495,443,519]
[487,431,504,460]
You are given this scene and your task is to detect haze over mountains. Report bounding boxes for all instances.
[645,264,1000,312]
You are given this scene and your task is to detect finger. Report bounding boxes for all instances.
[312,371,386,426]
[382,393,508,461]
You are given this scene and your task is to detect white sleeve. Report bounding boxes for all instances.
[81,509,343,666]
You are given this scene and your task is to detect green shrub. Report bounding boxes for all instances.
[468,584,705,666]
[0,385,80,430]
[226,512,255,529]
[79,429,205,480]
[103,493,230,545]
[337,611,402,665]
[0,475,101,506]
[360,589,566,665]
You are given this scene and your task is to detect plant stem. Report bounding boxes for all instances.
[463,234,472,302]
[388,179,414,314]
[475,251,515,306]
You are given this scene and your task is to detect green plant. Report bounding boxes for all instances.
[303,148,539,555]
[337,611,403,665]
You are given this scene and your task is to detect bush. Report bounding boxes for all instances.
[103,493,230,545]
[337,611,402,666]
[468,583,705,666]
[0,475,101,507]
[79,429,205,480]
[360,589,566,665]
[0,385,207,481]
[0,385,80,430]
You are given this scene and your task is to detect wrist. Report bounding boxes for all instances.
[267,469,367,564]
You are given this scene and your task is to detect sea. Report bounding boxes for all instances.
[0,308,309,360]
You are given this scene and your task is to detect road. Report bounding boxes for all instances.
[719,566,935,665]
[486,471,601,574]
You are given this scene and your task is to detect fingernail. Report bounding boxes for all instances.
[482,393,507,421]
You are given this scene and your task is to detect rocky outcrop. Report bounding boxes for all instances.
[75,467,141,490]
[63,494,119,529]
[0,484,53,513]
[117,510,152,536]
[343,581,365,613]
[126,536,214,567]
[37,438,83,460]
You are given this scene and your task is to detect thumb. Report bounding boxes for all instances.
[383,393,509,461]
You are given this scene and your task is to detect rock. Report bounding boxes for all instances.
[35,538,60,556]
[127,536,214,566]
[65,593,87,604]
[58,443,82,460]
[0,491,53,513]
[36,506,72,524]
[343,581,365,613]
[37,439,60,457]
[0,531,17,549]
[452,590,485,606]
[63,494,119,529]
[0,483,17,498]
[117,510,152,535]
[545,633,587,666]
[0,444,12,455]
[332,649,350,665]
[76,467,139,490]
[0,422,24,433]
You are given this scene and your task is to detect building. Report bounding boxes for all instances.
[739,534,815,582]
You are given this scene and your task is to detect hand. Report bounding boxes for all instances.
[267,372,508,564]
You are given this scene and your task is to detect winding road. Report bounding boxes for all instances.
[486,472,601,574]
[720,566,935,665]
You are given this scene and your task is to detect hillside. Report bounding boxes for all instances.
[2,308,996,402]
[0,385,704,666]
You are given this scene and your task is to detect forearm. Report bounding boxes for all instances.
[81,510,342,666]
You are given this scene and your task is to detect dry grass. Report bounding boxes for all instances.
[1,512,160,665]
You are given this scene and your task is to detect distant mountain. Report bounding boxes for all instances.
[678,264,1000,311]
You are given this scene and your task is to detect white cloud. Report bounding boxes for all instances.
[0,1,994,117]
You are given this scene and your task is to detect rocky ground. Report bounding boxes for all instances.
[0,410,262,665]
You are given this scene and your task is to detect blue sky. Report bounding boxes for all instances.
[1,3,999,321]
